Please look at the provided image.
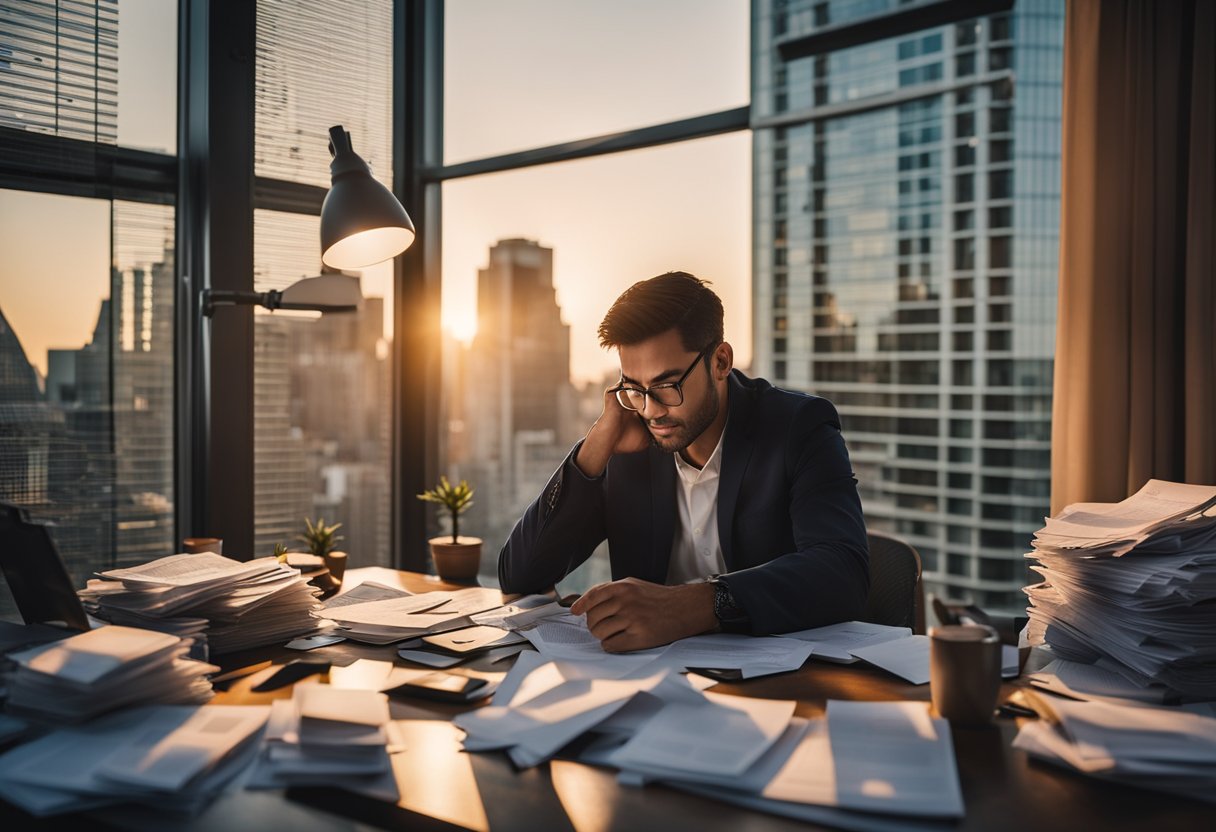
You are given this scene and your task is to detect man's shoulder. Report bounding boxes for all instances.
[729,371,841,429]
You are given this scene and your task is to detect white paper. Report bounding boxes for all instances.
[322,580,412,608]
[98,553,278,586]
[765,700,964,818]
[609,692,795,778]
[850,634,931,684]
[778,621,913,663]
[99,705,269,791]
[323,586,503,627]
[328,659,396,690]
[638,633,815,678]
[423,625,527,653]
[294,683,390,727]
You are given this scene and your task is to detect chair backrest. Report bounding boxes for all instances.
[862,531,925,633]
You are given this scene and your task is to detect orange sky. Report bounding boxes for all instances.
[442,0,751,383]
[0,1,750,384]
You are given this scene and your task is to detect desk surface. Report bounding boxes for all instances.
[4,567,1211,832]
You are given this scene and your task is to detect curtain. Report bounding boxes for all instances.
[1052,0,1216,513]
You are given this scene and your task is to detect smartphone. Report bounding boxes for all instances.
[385,671,488,703]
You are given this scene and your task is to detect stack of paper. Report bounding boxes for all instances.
[1025,480,1216,699]
[1014,692,1216,803]
[80,553,328,655]
[0,704,269,817]
[2,625,217,722]
[318,586,505,644]
[247,683,399,801]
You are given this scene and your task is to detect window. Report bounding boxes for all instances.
[0,0,178,622]
[0,193,175,620]
[253,0,395,566]
[439,134,751,588]
[444,1,748,163]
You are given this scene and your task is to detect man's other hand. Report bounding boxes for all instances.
[569,577,717,652]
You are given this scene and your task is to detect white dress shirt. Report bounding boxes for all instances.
[665,428,728,585]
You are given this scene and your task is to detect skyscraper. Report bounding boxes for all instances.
[456,239,579,572]
[751,1,1063,611]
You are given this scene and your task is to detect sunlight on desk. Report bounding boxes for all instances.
[390,720,489,832]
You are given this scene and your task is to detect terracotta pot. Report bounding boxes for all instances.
[428,536,482,582]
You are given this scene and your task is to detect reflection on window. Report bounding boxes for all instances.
[0,192,175,620]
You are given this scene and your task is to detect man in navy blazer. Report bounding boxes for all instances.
[499,272,869,652]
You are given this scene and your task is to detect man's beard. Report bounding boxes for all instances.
[646,380,719,453]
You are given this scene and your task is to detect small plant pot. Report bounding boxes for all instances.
[428,536,482,582]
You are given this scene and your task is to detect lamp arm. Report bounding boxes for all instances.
[201,288,283,317]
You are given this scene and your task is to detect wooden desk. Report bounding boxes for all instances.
[3,568,1211,831]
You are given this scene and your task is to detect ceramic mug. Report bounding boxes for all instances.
[930,624,1002,726]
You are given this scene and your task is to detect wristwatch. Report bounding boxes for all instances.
[709,576,750,634]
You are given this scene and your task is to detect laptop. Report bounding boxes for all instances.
[0,501,91,632]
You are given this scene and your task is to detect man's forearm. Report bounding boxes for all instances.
[573,429,613,477]
[498,447,608,593]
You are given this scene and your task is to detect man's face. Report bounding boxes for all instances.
[617,329,720,454]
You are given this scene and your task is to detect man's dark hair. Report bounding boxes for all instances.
[598,271,724,353]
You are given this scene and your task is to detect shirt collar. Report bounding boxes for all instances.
[673,418,727,481]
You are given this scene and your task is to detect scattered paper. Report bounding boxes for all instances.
[850,635,931,685]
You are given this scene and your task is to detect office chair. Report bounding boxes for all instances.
[862,531,925,634]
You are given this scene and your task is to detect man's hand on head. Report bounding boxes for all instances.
[569,577,717,653]
[574,388,652,477]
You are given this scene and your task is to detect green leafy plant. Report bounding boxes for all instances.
[417,476,474,544]
[298,517,343,556]
[272,542,288,563]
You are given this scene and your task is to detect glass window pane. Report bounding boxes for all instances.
[255,0,392,188]
[440,133,750,589]
[0,190,175,621]
[252,210,394,567]
[753,1,1064,613]
[118,0,177,152]
[444,0,749,163]
[0,0,177,153]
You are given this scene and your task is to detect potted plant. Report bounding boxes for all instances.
[297,517,348,584]
[417,476,481,581]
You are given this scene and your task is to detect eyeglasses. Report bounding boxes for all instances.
[611,349,706,412]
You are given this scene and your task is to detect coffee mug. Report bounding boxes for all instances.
[930,624,1001,726]
[183,537,223,555]
[323,551,347,584]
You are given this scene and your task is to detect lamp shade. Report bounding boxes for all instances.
[320,125,415,269]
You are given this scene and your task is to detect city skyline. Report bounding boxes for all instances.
[2,0,751,386]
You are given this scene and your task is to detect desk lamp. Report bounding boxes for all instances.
[321,124,415,269]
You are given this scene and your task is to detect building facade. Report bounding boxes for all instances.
[751,0,1063,611]
[451,239,581,576]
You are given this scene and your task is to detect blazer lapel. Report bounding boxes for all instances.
[717,373,757,570]
[649,446,677,583]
